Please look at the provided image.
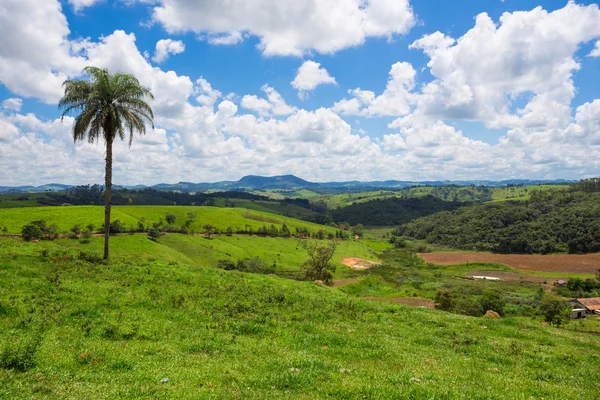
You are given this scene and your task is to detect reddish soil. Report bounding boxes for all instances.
[341,257,381,270]
[420,252,600,274]
[366,297,435,309]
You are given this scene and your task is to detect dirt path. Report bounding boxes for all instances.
[366,297,435,309]
[420,252,600,274]
[341,257,381,270]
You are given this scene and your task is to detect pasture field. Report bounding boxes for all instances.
[0,205,335,235]
[490,184,569,202]
[54,234,385,279]
[420,252,600,275]
[1,236,600,399]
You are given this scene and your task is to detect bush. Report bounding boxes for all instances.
[434,290,456,311]
[148,228,162,242]
[21,223,43,241]
[480,290,505,315]
[0,335,41,372]
[455,297,484,316]
[165,213,176,225]
[80,229,93,242]
[540,297,570,327]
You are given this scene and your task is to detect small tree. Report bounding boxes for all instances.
[86,223,95,233]
[300,240,338,285]
[281,223,291,238]
[148,228,162,242]
[22,223,43,241]
[71,224,81,237]
[80,229,93,243]
[203,224,217,238]
[540,297,570,327]
[434,290,456,311]
[165,213,176,225]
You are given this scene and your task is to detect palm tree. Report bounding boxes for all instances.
[59,66,154,260]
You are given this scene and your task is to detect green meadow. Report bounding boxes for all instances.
[0,205,335,235]
[1,236,600,399]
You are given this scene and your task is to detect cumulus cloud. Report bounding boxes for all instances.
[291,61,336,98]
[152,39,185,63]
[241,85,297,117]
[409,2,600,129]
[589,40,600,57]
[68,0,103,12]
[332,62,416,117]
[1,98,22,112]
[140,0,415,56]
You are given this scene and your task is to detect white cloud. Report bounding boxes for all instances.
[68,0,103,12]
[332,62,416,117]
[195,77,222,106]
[291,61,336,98]
[241,85,296,117]
[381,134,407,152]
[589,40,600,57]
[152,38,185,63]
[141,0,415,56]
[1,98,22,112]
[409,2,600,129]
[207,31,245,46]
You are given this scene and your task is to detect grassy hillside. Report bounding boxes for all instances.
[1,236,599,399]
[395,190,600,254]
[0,205,333,235]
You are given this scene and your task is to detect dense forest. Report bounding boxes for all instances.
[330,195,465,226]
[16,185,310,208]
[395,189,600,254]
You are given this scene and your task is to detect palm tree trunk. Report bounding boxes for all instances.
[104,138,113,260]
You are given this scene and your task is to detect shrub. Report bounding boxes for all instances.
[480,290,505,315]
[540,297,570,327]
[434,290,456,311]
[80,229,92,242]
[70,224,81,236]
[148,228,162,242]
[165,213,176,225]
[0,335,41,372]
[21,223,43,241]
[455,297,484,316]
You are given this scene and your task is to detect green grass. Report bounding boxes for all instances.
[0,205,334,235]
[1,236,600,399]
[489,185,569,202]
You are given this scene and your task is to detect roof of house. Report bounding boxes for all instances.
[576,298,600,311]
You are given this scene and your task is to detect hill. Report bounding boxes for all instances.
[330,196,465,226]
[395,189,600,254]
[1,236,599,399]
[0,205,334,236]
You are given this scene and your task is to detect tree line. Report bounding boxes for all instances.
[394,188,600,254]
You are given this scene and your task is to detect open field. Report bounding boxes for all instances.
[0,205,335,235]
[420,252,600,274]
[1,237,600,399]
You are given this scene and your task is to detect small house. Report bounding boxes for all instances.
[571,297,600,315]
[555,279,567,287]
[571,308,587,319]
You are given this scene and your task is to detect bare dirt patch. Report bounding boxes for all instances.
[366,297,435,309]
[341,257,381,270]
[420,252,600,274]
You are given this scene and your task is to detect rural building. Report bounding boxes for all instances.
[470,276,501,281]
[570,298,600,315]
[555,279,567,287]
[571,308,587,319]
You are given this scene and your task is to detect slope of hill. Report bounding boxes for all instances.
[0,205,334,236]
[395,190,600,254]
[1,236,598,399]
[330,196,465,226]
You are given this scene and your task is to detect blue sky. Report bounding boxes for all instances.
[1,0,600,185]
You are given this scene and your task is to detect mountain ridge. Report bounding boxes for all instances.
[0,175,576,193]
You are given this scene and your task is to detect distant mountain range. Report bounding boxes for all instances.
[0,175,576,194]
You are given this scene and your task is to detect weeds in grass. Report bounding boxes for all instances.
[0,334,42,372]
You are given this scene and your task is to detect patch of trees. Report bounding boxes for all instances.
[330,195,465,226]
[395,189,600,254]
[33,185,302,207]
